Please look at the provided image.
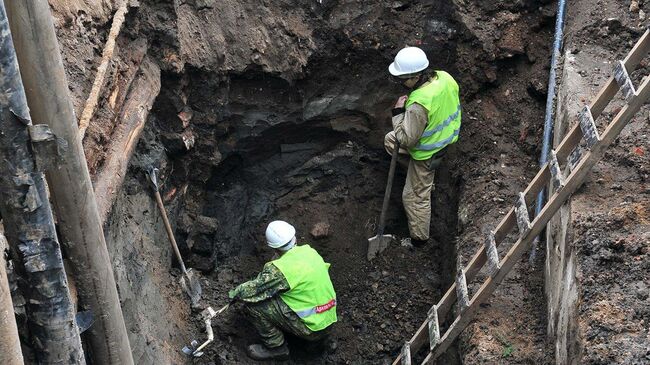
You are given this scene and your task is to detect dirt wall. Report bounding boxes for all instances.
[545,1,650,364]
[545,49,582,365]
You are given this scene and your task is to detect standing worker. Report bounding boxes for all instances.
[385,46,461,246]
[229,220,337,361]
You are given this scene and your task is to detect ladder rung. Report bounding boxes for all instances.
[427,305,440,351]
[614,60,637,101]
[515,192,531,236]
[484,230,500,276]
[548,149,566,190]
[455,256,470,312]
[401,341,411,365]
[578,106,600,148]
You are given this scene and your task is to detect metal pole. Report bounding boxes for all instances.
[532,0,567,262]
[5,1,134,364]
[0,2,84,362]
[0,234,24,365]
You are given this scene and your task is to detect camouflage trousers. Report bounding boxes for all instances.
[244,296,328,348]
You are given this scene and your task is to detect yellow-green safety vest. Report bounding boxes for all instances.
[405,70,462,160]
[272,245,337,331]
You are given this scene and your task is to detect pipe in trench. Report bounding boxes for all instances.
[5,1,135,364]
[0,1,84,362]
[532,0,567,261]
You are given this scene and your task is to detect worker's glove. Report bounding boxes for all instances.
[228,289,239,301]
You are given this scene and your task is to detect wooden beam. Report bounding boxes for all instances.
[6,2,134,363]
[84,38,148,174]
[78,0,129,139]
[94,57,161,224]
[0,3,83,361]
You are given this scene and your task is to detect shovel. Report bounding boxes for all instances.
[148,167,202,308]
[367,140,400,260]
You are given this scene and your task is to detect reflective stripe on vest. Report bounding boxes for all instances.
[294,299,337,318]
[405,71,461,160]
[420,104,461,138]
[416,128,460,150]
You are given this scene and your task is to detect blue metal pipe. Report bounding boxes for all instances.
[532,0,567,261]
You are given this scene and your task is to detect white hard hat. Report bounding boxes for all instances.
[265,220,296,250]
[388,47,430,76]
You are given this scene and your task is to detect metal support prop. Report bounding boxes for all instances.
[5,2,134,364]
[0,2,84,362]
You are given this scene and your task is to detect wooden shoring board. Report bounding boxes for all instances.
[392,28,649,365]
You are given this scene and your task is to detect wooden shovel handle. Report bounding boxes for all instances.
[377,140,400,236]
[153,189,188,274]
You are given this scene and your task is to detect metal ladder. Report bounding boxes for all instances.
[394,29,650,365]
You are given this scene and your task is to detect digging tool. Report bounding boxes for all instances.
[182,303,231,357]
[367,140,400,260]
[148,167,202,308]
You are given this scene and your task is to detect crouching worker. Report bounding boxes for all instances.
[229,220,337,361]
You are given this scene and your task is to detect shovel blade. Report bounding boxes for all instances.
[180,269,202,308]
[367,234,393,261]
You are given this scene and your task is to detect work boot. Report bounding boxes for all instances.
[411,238,428,247]
[246,342,290,361]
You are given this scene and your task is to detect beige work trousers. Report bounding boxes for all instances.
[384,131,437,241]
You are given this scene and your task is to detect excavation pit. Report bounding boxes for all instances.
[94,1,556,364]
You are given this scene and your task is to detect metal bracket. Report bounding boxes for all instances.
[515,192,531,237]
[548,150,566,190]
[427,305,440,351]
[578,106,600,149]
[455,255,470,312]
[613,61,637,101]
[401,341,412,365]
[484,230,500,276]
[28,124,67,171]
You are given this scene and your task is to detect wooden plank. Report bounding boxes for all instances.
[78,0,130,139]
[94,57,161,224]
[392,30,649,365]
[423,75,649,364]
